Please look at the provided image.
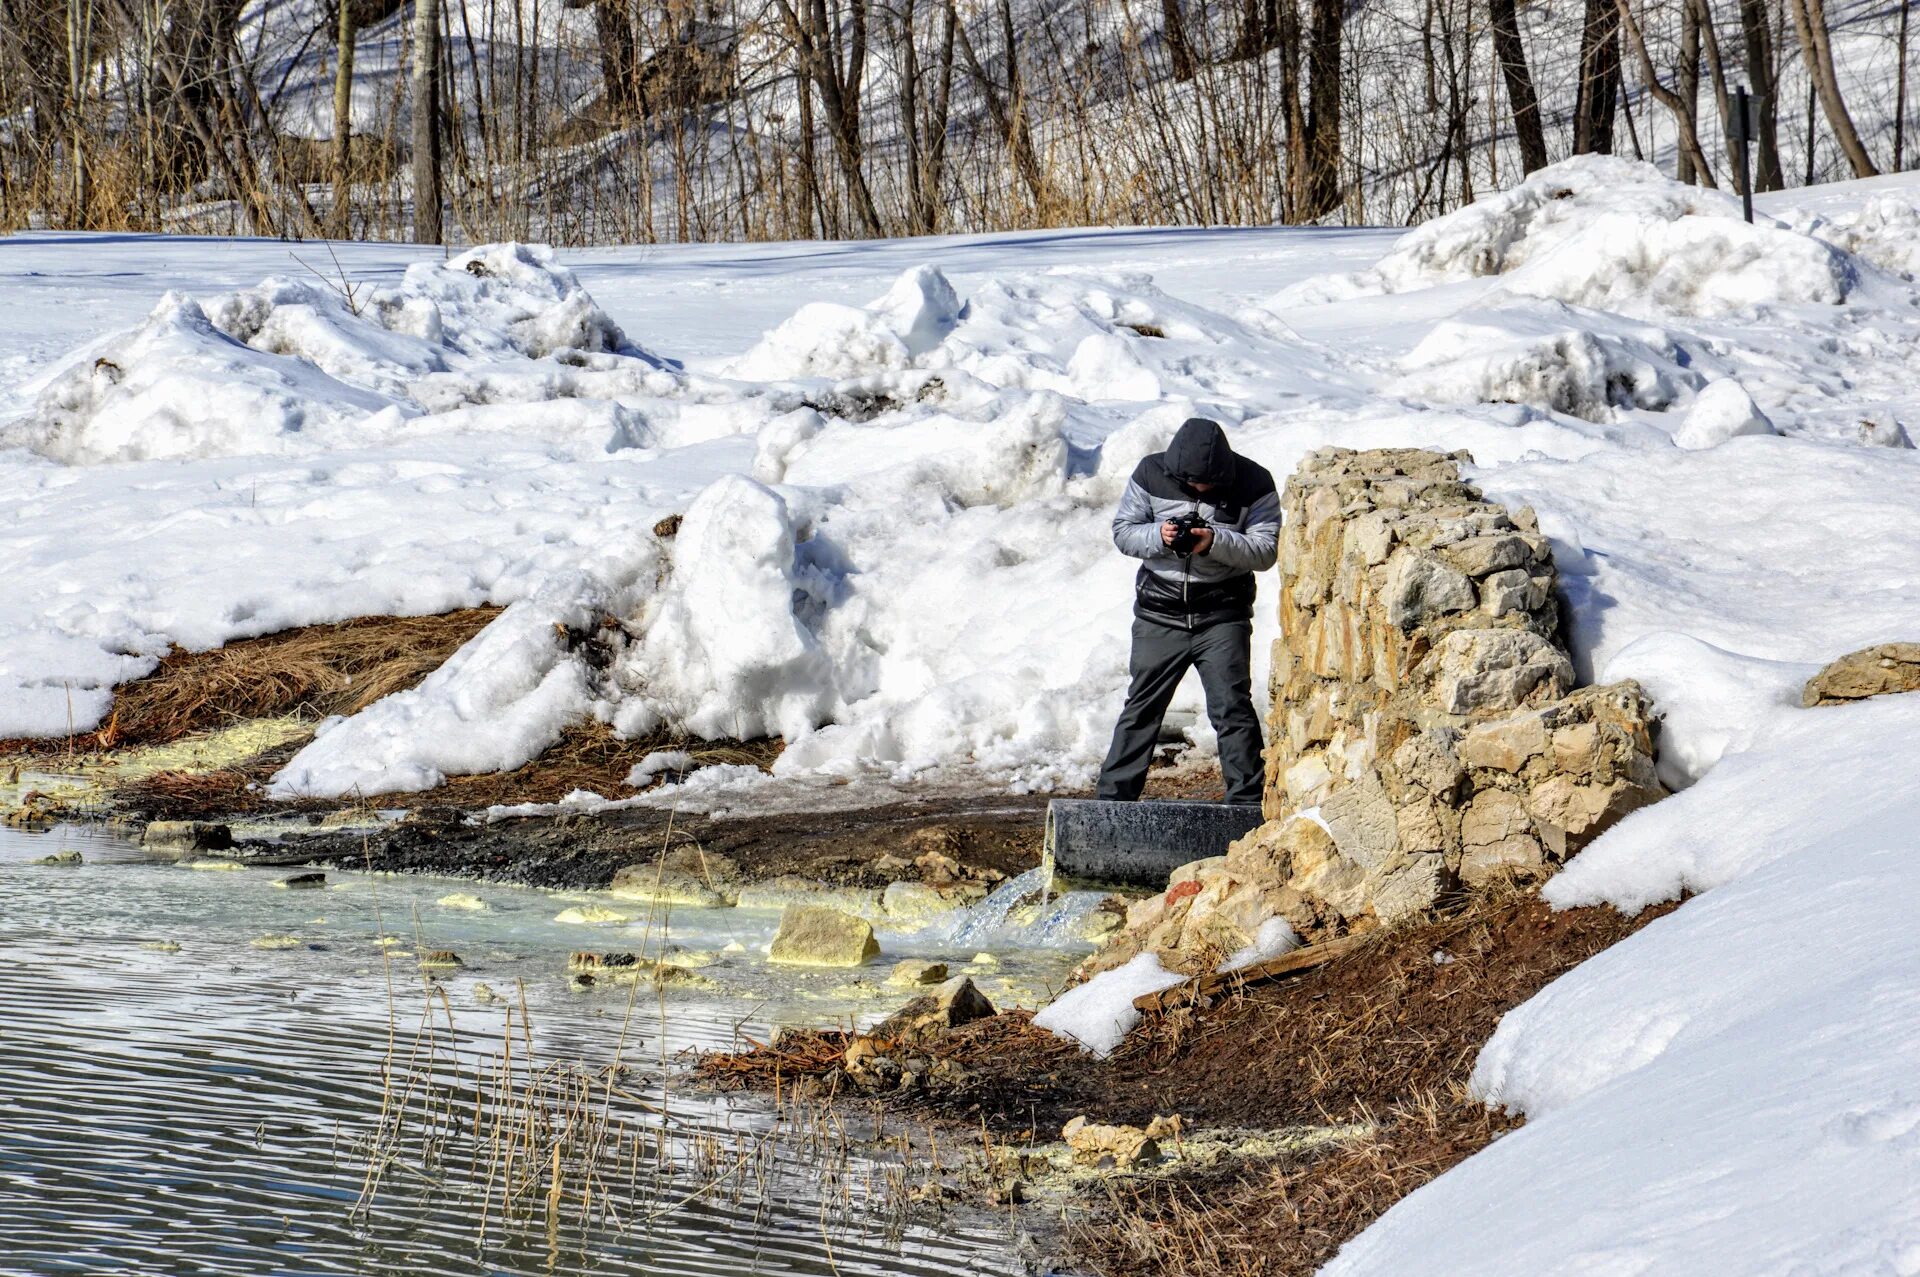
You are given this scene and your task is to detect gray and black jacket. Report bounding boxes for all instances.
[1112,418,1280,630]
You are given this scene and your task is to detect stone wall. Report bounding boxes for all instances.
[1089,447,1664,975]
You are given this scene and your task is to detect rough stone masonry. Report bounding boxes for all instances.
[1090,447,1665,975]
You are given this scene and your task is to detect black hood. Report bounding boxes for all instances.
[1164,417,1235,486]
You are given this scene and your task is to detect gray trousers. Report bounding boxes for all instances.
[1096,615,1265,804]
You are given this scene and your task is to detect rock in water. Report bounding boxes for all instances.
[143,821,233,852]
[250,934,303,950]
[886,959,949,987]
[437,892,489,911]
[871,976,996,1043]
[1062,1116,1161,1169]
[1802,643,1920,706]
[274,872,326,890]
[553,903,631,925]
[33,849,82,866]
[417,950,464,970]
[768,905,880,967]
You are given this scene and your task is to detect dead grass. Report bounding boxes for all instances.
[404,721,783,810]
[0,609,503,755]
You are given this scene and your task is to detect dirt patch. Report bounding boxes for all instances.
[700,893,1675,1275]
[283,791,1054,892]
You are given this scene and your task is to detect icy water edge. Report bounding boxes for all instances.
[0,822,1089,1277]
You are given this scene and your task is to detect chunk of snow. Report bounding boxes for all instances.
[727,265,960,381]
[1219,916,1301,972]
[625,749,695,785]
[616,475,834,741]
[1673,378,1776,449]
[1033,953,1188,1058]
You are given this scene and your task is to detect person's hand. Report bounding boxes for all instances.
[1160,520,1180,546]
[1190,526,1215,556]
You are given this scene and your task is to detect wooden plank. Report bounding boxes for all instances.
[1133,932,1370,1013]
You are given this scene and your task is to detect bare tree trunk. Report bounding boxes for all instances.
[1739,0,1784,188]
[1895,0,1910,168]
[1573,0,1620,153]
[593,0,639,120]
[1616,0,1715,182]
[1789,0,1878,176]
[1488,0,1547,172]
[330,0,357,235]
[781,0,882,235]
[1299,0,1343,218]
[1687,0,1735,186]
[954,0,1051,211]
[1161,0,1197,80]
[412,0,443,243]
[1277,0,1303,220]
[1677,0,1699,181]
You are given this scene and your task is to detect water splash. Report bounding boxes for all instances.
[934,866,1111,951]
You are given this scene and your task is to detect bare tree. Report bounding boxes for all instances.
[413,0,443,242]
[1789,0,1878,176]
[1488,0,1548,172]
[330,0,357,235]
[1616,0,1714,182]
[1296,0,1344,218]
[1573,0,1620,153]
[1677,0,1699,181]
[1161,0,1197,80]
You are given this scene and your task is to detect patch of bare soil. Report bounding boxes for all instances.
[701,893,1676,1276]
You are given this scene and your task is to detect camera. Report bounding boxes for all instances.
[1168,512,1211,554]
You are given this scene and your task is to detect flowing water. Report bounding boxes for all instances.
[0,823,1090,1276]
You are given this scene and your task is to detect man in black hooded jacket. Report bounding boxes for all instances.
[1096,417,1280,804]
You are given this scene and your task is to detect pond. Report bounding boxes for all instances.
[0,822,1094,1276]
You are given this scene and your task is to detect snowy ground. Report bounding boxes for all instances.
[5,155,1920,1269]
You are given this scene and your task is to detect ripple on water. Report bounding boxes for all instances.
[0,824,1020,1277]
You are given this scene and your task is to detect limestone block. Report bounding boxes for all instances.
[1395,800,1449,855]
[1459,713,1550,772]
[1421,629,1575,714]
[1225,814,1335,882]
[1480,568,1549,618]
[768,905,880,967]
[1440,533,1538,577]
[1346,510,1397,566]
[1384,549,1476,630]
[1363,854,1447,922]
[1802,642,1920,706]
[1548,722,1603,775]
[1320,774,1402,871]
[1526,774,1662,856]
[872,976,996,1042]
[1389,728,1466,797]
[1459,834,1547,887]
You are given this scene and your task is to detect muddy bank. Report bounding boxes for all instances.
[243,792,1053,893]
[700,892,1675,1275]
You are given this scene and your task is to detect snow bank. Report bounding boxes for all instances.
[7,242,645,464]
[1280,156,1857,319]
[727,265,961,381]
[1324,696,1920,1276]
[1391,303,1700,421]
[270,552,653,796]
[7,293,398,463]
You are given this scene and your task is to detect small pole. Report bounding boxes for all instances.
[1734,84,1755,223]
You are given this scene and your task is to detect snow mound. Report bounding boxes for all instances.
[1280,157,1857,318]
[1599,631,1817,789]
[270,556,652,797]
[1788,192,1920,281]
[405,242,634,360]
[727,265,962,381]
[6,292,399,462]
[614,475,835,742]
[1673,378,1776,449]
[1392,304,1701,421]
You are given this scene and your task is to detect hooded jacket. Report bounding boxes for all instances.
[1111,418,1280,629]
